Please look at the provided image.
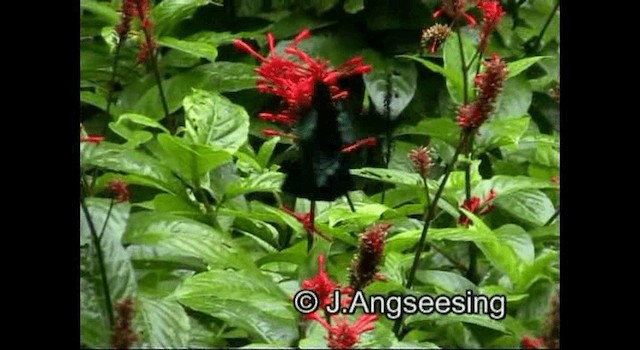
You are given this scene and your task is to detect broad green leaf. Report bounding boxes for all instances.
[256,137,280,169]
[109,113,169,148]
[136,297,191,348]
[157,134,232,185]
[529,222,559,243]
[507,56,550,79]
[344,0,365,13]
[362,50,418,120]
[351,167,423,187]
[386,227,495,253]
[393,117,460,145]
[81,142,185,195]
[183,89,250,154]
[123,211,250,270]
[174,270,298,345]
[158,37,218,62]
[80,198,136,347]
[406,313,508,333]
[132,62,257,120]
[153,193,204,221]
[475,116,530,152]
[225,172,284,199]
[495,189,555,227]
[153,0,215,35]
[443,31,479,104]
[397,55,446,76]
[415,270,477,294]
[472,175,557,200]
[324,203,391,227]
[81,91,122,117]
[494,76,533,118]
[80,0,119,25]
[516,250,558,292]
[494,224,535,265]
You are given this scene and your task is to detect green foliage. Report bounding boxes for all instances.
[80,0,559,348]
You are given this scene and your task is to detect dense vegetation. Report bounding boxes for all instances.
[80,0,559,348]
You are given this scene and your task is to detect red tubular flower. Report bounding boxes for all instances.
[459,189,496,227]
[280,205,333,242]
[234,29,371,127]
[80,135,105,145]
[301,254,339,312]
[108,179,131,203]
[341,137,377,153]
[477,0,506,53]
[457,55,508,129]
[521,335,546,349]
[433,0,477,26]
[309,312,378,349]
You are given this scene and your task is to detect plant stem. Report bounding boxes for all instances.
[80,197,115,329]
[104,43,123,126]
[456,27,469,104]
[392,132,467,336]
[381,74,393,204]
[307,201,316,253]
[544,206,560,226]
[98,199,115,241]
[345,193,356,213]
[531,1,559,52]
[142,28,172,132]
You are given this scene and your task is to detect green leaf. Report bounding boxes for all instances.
[507,56,549,79]
[109,113,169,148]
[393,117,460,145]
[386,226,495,253]
[136,297,191,348]
[362,50,418,120]
[132,62,257,120]
[472,175,557,200]
[494,76,533,118]
[443,31,479,104]
[495,189,555,227]
[183,89,250,154]
[153,0,214,36]
[324,203,391,227]
[343,0,364,13]
[415,270,477,294]
[225,172,285,199]
[406,313,509,333]
[256,137,280,169]
[123,211,250,270]
[517,250,559,292]
[158,37,218,62]
[351,167,423,187]
[81,142,185,195]
[174,270,298,345]
[80,0,119,25]
[81,91,122,117]
[493,224,535,265]
[157,134,232,185]
[475,116,530,152]
[80,198,136,347]
[397,55,446,76]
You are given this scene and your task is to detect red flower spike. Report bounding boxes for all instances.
[433,0,477,26]
[234,29,371,126]
[309,312,379,349]
[459,189,497,227]
[457,55,508,129]
[408,146,433,178]
[341,137,377,153]
[80,135,105,145]
[262,129,299,140]
[477,0,506,53]
[280,206,333,242]
[108,179,131,203]
[521,335,546,349]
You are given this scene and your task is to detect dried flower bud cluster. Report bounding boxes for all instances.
[457,55,508,129]
[408,146,433,178]
[110,297,139,349]
[349,223,391,290]
[108,179,131,203]
[421,24,452,53]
